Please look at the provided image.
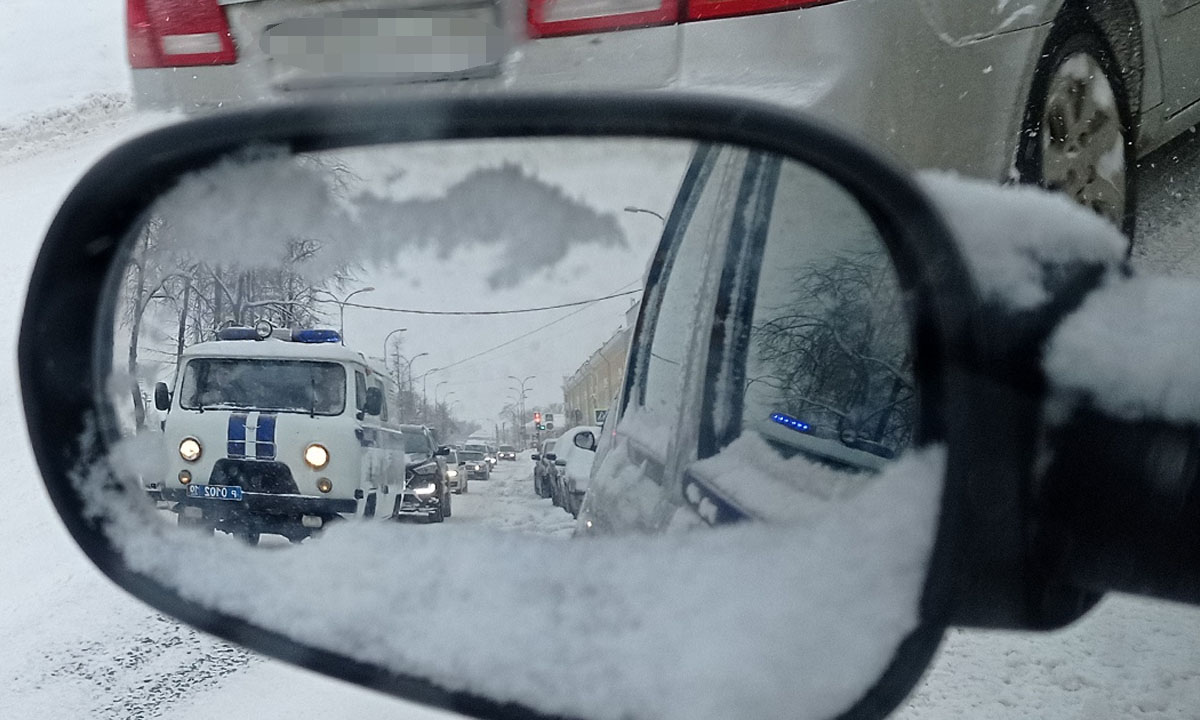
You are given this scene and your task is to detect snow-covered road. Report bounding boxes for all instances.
[3,104,1200,719]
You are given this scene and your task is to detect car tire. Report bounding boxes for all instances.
[443,490,452,518]
[1015,16,1137,240]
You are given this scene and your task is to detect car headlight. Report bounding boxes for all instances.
[179,437,201,462]
[304,443,329,469]
[446,469,458,478]
[412,483,437,495]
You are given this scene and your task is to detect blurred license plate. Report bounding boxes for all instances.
[187,484,244,501]
[263,6,506,87]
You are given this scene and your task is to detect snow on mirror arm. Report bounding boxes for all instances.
[88,136,947,720]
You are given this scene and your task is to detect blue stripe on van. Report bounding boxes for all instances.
[228,413,247,458]
[256,413,277,460]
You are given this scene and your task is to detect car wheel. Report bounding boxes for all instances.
[428,502,445,523]
[443,491,452,518]
[1016,19,1136,239]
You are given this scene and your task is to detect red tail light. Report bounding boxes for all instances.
[685,0,843,21]
[126,0,237,69]
[529,0,844,37]
[527,0,681,38]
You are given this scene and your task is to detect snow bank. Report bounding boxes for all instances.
[920,172,1128,311]
[1045,275,1200,424]
[97,434,945,720]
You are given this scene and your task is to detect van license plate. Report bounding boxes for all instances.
[187,484,244,501]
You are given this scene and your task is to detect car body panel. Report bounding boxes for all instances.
[132,1,1189,182]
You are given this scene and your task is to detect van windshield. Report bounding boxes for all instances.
[179,359,346,415]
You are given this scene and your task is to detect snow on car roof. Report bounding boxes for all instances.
[180,337,371,366]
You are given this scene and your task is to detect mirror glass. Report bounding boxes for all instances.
[94,137,943,720]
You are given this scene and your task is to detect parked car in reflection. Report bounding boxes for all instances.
[531,438,557,499]
[548,425,603,517]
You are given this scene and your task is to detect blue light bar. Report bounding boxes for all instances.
[291,329,341,344]
[217,327,258,341]
[770,413,812,434]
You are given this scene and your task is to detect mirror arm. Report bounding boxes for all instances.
[1039,409,1200,607]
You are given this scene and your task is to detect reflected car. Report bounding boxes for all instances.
[549,425,602,517]
[458,449,491,482]
[125,0,1200,235]
[532,438,557,498]
[443,448,469,495]
[497,444,517,461]
[398,424,453,522]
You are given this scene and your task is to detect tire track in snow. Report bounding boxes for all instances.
[32,614,257,720]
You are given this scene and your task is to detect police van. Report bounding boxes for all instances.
[153,323,432,543]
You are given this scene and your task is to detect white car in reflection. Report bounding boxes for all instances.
[548,425,603,517]
[127,0,1200,234]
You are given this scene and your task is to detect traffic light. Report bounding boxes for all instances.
[537,423,546,431]
[533,411,542,424]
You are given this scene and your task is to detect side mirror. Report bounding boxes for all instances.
[433,446,450,457]
[153,381,171,411]
[555,459,567,467]
[530,454,540,462]
[25,93,1170,720]
[363,387,383,416]
[574,431,597,452]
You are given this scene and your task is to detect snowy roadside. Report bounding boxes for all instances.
[0,92,136,166]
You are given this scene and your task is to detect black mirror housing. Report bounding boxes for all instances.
[574,431,597,451]
[433,446,450,457]
[153,381,171,411]
[18,93,1001,720]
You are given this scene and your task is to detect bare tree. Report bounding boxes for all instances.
[747,249,914,450]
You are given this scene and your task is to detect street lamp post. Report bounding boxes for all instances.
[623,206,667,223]
[382,327,408,363]
[314,286,375,344]
[395,351,427,420]
[508,375,535,447]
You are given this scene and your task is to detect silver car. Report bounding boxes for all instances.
[128,0,1200,233]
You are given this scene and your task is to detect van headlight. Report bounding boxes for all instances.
[179,437,202,462]
[412,483,437,496]
[304,443,329,469]
[446,469,458,478]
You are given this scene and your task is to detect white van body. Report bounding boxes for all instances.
[159,331,409,541]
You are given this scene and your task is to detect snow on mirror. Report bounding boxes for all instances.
[94,138,943,720]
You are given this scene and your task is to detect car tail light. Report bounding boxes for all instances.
[528,0,845,36]
[127,0,237,68]
[684,0,843,21]
[527,0,681,38]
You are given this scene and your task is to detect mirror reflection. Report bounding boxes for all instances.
[106,137,916,544]
[97,137,936,720]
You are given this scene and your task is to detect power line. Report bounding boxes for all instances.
[339,288,641,316]
[421,279,643,377]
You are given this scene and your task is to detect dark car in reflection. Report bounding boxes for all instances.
[398,424,452,523]
[458,449,491,483]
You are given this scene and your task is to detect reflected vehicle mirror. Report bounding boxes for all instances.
[530,454,540,462]
[554,459,567,467]
[153,381,171,412]
[19,95,1044,720]
[574,431,596,451]
[433,446,450,457]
